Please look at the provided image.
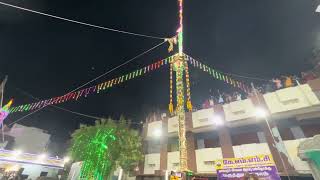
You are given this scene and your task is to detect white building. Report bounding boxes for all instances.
[0,149,64,179]
[138,80,320,179]
[7,124,51,154]
[0,124,65,179]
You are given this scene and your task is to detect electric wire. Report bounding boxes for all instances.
[0,1,167,40]
[69,40,167,93]
[8,41,167,125]
[9,88,144,125]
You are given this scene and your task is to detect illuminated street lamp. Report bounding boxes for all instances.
[63,156,70,163]
[255,107,268,118]
[153,128,162,138]
[211,115,224,126]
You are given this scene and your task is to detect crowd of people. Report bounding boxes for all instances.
[199,71,318,109]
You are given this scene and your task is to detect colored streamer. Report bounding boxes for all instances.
[10,57,172,114]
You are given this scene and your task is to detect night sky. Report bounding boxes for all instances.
[0,0,319,153]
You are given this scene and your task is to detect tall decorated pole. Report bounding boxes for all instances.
[174,0,188,172]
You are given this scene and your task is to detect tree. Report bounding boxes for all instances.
[69,117,143,180]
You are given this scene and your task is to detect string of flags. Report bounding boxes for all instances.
[9,57,173,114]
[185,54,251,93]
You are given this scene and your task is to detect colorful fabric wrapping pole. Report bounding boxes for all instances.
[169,63,174,114]
[185,59,192,112]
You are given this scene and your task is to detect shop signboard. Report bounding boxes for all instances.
[214,154,281,180]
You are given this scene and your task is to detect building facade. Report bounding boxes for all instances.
[7,124,51,154]
[0,124,64,179]
[137,79,320,179]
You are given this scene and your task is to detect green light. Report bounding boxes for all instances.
[69,118,143,179]
[186,171,193,176]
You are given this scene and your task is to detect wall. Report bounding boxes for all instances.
[68,162,82,180]
[20,164,59,180]
[195,148,222,173]
[144,154,160,175]
[168,116,178,134]
[233,143,271,158]
[192,108,215,129]
[9,124,50,154]
[167,151,180,172]
[284,139,311,173]
[263,85,320,114]
[223,99,256,122]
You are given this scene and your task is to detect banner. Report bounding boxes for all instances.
[215,154,280,180]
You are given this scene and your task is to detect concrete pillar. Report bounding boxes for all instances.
[214,105,235,158]
[138,124,148,176]
[160,117,168,171]
[186,132,197,172]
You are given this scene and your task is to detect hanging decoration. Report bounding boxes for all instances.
[166,36,177,53]
[169,63,174,114]
[184,59,192,112]
[0,99,13,125]
[185,54,250,93]
[9,57,172,114]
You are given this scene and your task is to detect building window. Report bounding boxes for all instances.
[257,131,267,143]
[290,126,305,139]
[40,172,48,177]
[279,128,295,140]
[232,132,260,146]
[197,139,205,149]
[301,124,320,138]
[204,139,220,148]
[173,163,179,167]
[168,138,179,152]
[146,140,161,154]
[204,161,215,166]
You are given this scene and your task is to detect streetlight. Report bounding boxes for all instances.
[63,156,70,164]
[255,107,268,118]
[153,128,162,137]
[211,115,224,126]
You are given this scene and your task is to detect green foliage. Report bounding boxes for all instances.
[69,117,143,179]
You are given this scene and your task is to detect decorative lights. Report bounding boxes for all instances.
[9,57,172,114]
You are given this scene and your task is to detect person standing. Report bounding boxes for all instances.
[272,78,282,89]
[283,76,293,88]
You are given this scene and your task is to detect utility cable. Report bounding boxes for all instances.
[69,40,167,93]
[9,88,144,125]
[8,41,167,125]
[0,1,167,40]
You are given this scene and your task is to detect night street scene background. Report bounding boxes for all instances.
[0,0,320,179]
